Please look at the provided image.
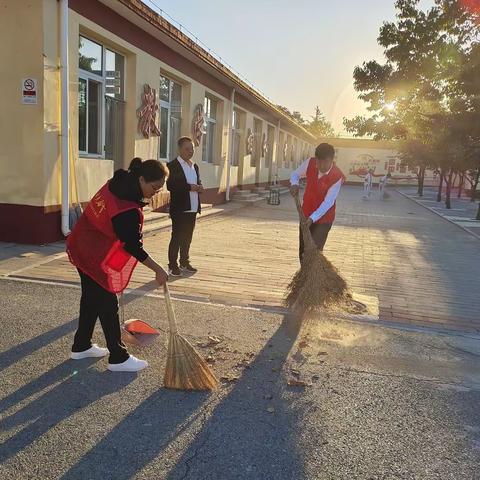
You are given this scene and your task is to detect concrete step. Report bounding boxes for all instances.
[234,190,259,198]
[231,194,265,204]
[142,203,218,237]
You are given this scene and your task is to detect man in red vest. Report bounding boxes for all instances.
[290,143,344,262]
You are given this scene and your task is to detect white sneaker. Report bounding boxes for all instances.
[108,355,149,372]
[71,344,109,360]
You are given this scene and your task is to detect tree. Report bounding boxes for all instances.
[344,0,480,204]
[307,106,336,139]
[276,104,335,138]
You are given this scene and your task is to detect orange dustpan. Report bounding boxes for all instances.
[119,293,160,347]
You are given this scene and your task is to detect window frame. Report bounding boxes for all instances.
[202,94,217,164]
[78,35,125,158]
[158,75,183,161]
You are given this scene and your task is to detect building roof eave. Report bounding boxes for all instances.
[97,0,315,142]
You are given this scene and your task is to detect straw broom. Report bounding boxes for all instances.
[163,284,218,391]
[285,194,350,314]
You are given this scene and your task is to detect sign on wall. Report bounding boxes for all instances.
[22,78,37,104]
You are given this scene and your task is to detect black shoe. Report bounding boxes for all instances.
[168,266,181,277]
[180,263,198,273]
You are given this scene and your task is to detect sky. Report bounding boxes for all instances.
[143,0,435,135]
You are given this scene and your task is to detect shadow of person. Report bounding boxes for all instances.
[60,388,210,480]
[0,360,135,463]
[164,311,310,479]
[60,312,306,480]
[0,287,148,373]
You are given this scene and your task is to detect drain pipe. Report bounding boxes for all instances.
[60,0,70,236]
[225,88,235,202]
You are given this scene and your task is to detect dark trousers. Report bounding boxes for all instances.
[72,269,129,364]
[168,212,197,268]
[299,222,332,262]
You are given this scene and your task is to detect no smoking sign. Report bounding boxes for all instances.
[22,78,37,104]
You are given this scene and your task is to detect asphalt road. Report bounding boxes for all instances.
[1,279,480,480]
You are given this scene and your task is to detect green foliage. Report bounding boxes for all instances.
[344,0,480,193]
[276,105,336,139]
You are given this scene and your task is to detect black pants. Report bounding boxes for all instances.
[72,269,129,364]
[168,212,197,268]
[299,222,332,262]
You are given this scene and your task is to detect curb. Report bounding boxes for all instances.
[396,189,480,242]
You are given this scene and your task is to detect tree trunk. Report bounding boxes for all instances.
[445,170,453,209]
[417,166,426,197]
[471,170,480,202]
[457,173,464,199]
[436,171,444,202]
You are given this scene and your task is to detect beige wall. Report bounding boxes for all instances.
[333,145,422,184]
[0,0,45,206]
[0,0,314,211]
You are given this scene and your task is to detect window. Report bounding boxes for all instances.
[266,125,275,167]
[158,75,182,160]
[232,109,244,167]
[78,35,125,160]
[202,95,217,163]
[251,118,262,167]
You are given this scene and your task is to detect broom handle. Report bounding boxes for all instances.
[293,193,316,251]
[163,284,178,334]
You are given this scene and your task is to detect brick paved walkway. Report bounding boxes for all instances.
[2,186,480,332]
[399,186,480,240]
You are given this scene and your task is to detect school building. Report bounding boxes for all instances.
[1,0,316,244]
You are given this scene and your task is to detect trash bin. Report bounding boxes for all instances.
[268,187,280,205]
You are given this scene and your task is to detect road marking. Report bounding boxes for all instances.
[2,275,480,341]
[1,252,67,277]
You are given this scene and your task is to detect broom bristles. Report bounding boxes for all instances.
[285,249,349,313]
[164,332,219,391]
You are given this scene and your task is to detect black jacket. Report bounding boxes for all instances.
[166,158,202,214]
[108,169,148,262]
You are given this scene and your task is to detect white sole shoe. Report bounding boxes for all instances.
[108,355,149,372]
[71,344,109,360]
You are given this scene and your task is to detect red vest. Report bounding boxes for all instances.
[66,183,144,293]
[302,159,344,224]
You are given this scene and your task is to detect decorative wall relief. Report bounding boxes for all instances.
[137,84,161,139]
[261,132,268,157]
[192,103,207,146]
[246,128,254,155]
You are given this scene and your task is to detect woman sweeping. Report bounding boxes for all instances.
[67,158,169,372]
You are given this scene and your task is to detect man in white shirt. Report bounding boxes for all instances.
[290,143,344,262]
[167,137,204,277]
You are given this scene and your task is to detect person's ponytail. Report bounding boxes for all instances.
[128,157,143,176]
[127,157,168,182]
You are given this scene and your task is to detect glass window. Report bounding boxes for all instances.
[78,79,87,152]
[232,110,243,167]
[159,76,170,102]
[105,49,124,100]
[159,107,169,159]
[79,36,103,76]
[202,95,217,163]
[158,75,182,160]
[78,36,125,159]
[87,80,101,154]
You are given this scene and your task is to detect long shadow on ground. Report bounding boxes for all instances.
[0,360,134,462]
[61,313,307,480]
